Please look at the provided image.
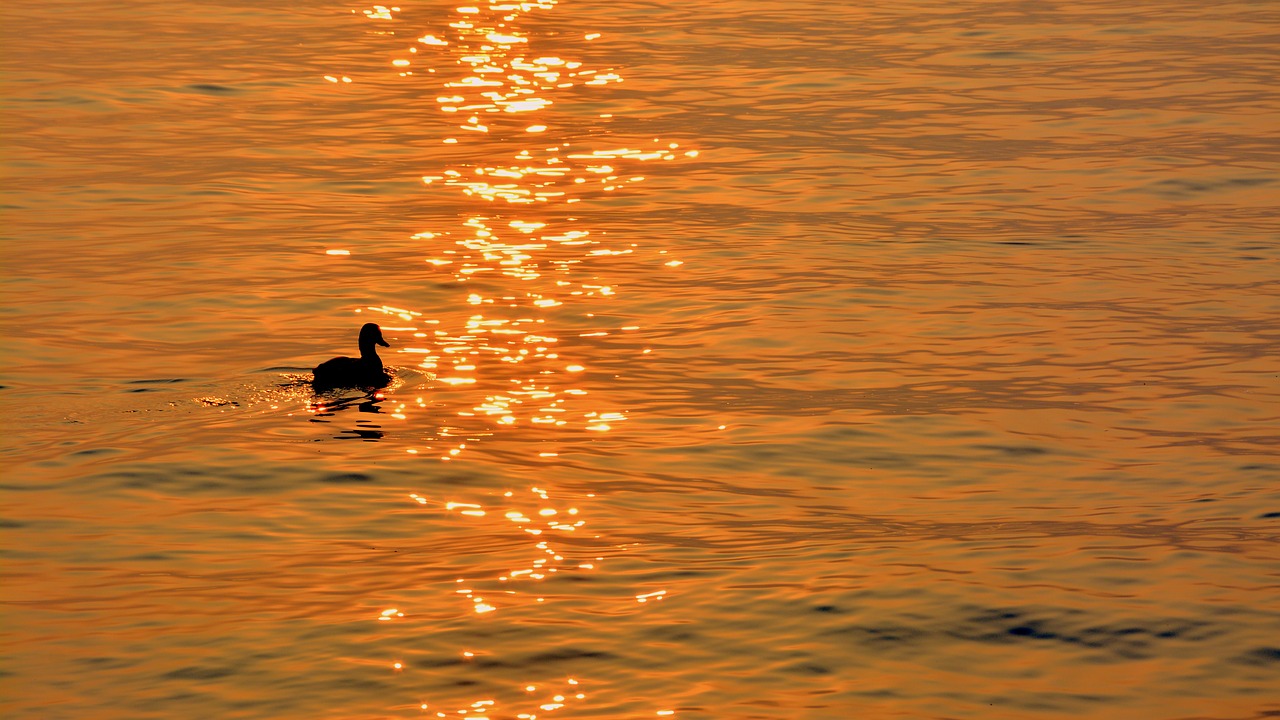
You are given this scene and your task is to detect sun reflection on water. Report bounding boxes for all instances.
[321,2,690,715]
[390,481,671,718]
[425,485,597,612]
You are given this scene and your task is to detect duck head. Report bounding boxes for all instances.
[358,323,390,356]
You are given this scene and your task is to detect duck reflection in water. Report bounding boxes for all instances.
[312,323,392,390]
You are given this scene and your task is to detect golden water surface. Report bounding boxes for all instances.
[2,0,1278,718]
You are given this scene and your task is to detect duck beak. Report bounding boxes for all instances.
[378,335,390,347]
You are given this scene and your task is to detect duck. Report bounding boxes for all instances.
[312,323,392,389]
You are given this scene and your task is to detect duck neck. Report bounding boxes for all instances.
[358,342,382,366]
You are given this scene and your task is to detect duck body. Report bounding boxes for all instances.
[312,323,392,390]
[312,355,389,389]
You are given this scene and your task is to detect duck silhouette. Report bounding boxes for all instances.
[312,323,392,390]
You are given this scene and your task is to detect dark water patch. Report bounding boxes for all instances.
[80,463,313,494]
[417,653,525,672]
[973,444,1050,457]
[320,472,372,484]
[786,662,832,675]
[122,552,177,561]
[0,482,78,492]
[825,605,1227,663]
[109,469,234,492]
[76,656,138,670]
[829,623,927,651]
[187,84,237,94]
[17,93,104,106]
[0,518,26,528]
[1259,512,1280,519]
[952,608,1218,659]
[126,379,192,395]
[644,626,700,643]
[524,648,616,664]
[162,665,236,680]
[971,50,1041,60]
[1235,648,1280,666]
[1007,624,1057,640]
[71,447,124,457]
[137,692,208,712]
[1143,176,1274,199]
[982,690,1116,714]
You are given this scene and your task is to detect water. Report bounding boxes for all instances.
[2,0,1278,718]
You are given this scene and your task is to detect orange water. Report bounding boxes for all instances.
[2,1,1278,718]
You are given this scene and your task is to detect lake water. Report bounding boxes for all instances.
[2,1,1278,718]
